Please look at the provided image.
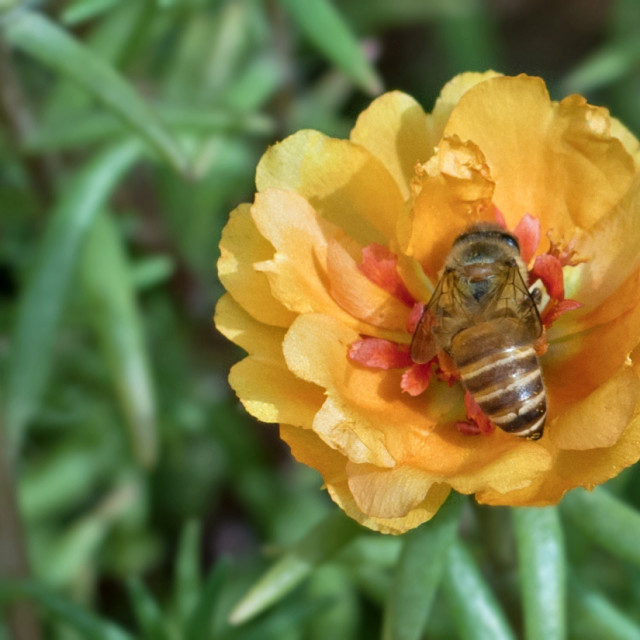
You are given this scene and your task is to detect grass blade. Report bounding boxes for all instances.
[0,579,134,640]
[185,558,229,640]
[382,492,464,640]
[561,488,640,567]
[127,578,173,640]
[568,574,640,640]
[443,539,516,640]
[174,520,202,625]
[5,141,141,452]
[3,10,189,174]
[279,0,382,95]
[81,211,158,468]
[228,511,360,625]
[513,507,566,640]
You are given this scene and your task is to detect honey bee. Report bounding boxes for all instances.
[410,223,546,440]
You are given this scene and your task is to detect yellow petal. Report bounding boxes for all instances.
[443,75,635,235]
[218,204,296,327]
[346,462,438,519]
[350,91,436,199]
[280,424,451,534]
[251,189,359,325]
[445,440,552,496]
[429,70,503,137]
[256,130,404,246]
[214,293,286,361]
[544,296,640,415]
[229,357,323,426]
[400,136,495,279]
[550,365,640,450]
[313,395,396,468]
[478,407,640,507]
[568,175,640,317]
[611,115,640,166]
[326,238,410,336]
[215,295,325,425]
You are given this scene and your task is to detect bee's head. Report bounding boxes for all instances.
[446,223,523,275]
[453,223,520,253]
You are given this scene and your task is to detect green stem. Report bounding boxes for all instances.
[513,507,566,640]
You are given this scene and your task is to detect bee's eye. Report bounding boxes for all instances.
[500,232,519,251]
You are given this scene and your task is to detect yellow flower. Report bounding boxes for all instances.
[215,72,640,534]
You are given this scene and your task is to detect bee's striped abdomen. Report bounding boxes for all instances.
[451,329,546,440]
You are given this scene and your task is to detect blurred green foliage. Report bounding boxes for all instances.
[1,0,640,638]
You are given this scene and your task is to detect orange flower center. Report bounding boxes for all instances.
[348,212,583,436]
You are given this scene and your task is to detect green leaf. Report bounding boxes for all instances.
[561,488,640,568]
[279,0,382,95]
[443,540,516,640]
[36,480,140,586]
[81,211,158,468]
[127,578,173,640]
[26,107,274,153]
[382,492,464,640]
[568,574,640,640]
[185,558,229,640]
[513,507,566,640]
[561,36,640,93]
[3,10,189,174]
[0,579,134,640]
[62,0,125,25]
[174,520,203,625]
[5,141,141,453]
[228,511,361,625]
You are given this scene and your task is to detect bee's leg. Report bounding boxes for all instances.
[534,330,548,356]
[455,391,495,436]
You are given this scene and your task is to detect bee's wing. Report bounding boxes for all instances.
[490,260,543,341]
[409,307,436,364]
[410,270,459,364]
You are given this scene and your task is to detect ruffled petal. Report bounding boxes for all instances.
[567,176,640,317]
[399,136,495,279]
[215,295,324,425]
[280,424,451,534]
[443,75,636,236]
[218,204,295,327]
[256,130,404,246]
[326,239,411,337]
[250,189,374,331]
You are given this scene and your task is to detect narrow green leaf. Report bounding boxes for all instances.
[561,488,640,567]
[185,558,229,640]
[568,574,640,640]
[174,520,202,625]
[279,0,382,95]
[561,36,640,93]
[443,540,516,640]
[513,507,566,640]
[37,481,140,586]
[81,211,158,468]
[5,141,141,453]
[229,511,361,625]
[127,578,173,640]
[0,579,134,640]
[382,492,464,640]
[26,107,274,153]
[3,11,189,174]
[62,0,125,25]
